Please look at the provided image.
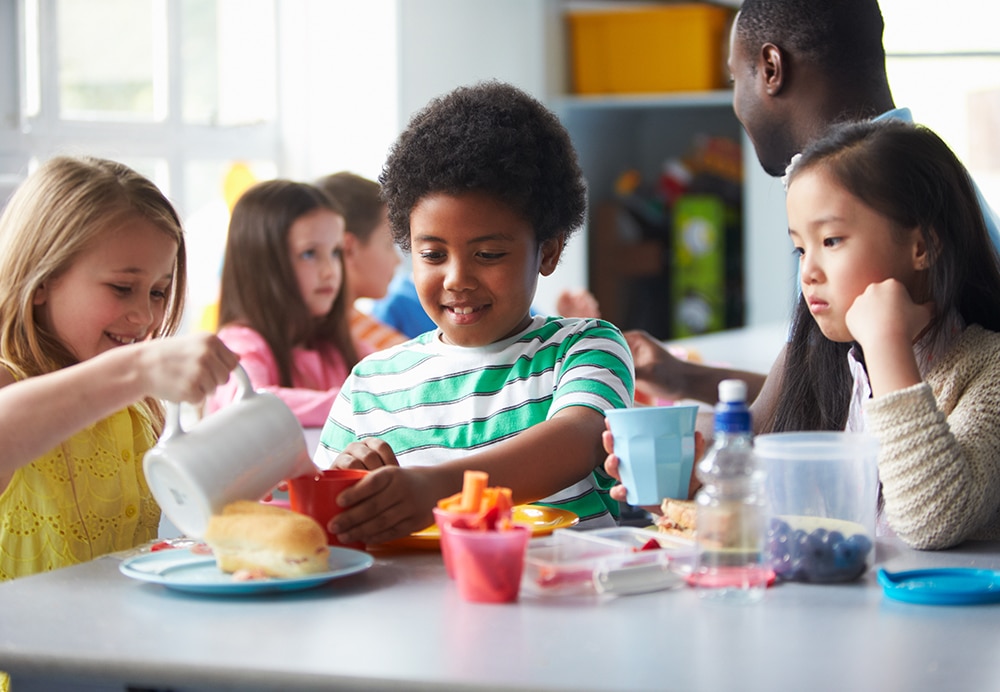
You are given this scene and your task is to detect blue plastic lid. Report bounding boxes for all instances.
[877,567,1000,605]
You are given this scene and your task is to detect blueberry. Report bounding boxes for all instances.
[846,533,872,557]
[788,557,808,581]
[772,555,794,579]
[768,532,792,578]
[832,540,857,569]
[805,529,830,559]
[791,529,808,556]
[801,528,843,581]
[768,534,789,560]
[769,518,791,538]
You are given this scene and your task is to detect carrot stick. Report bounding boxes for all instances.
[459,470,489,513]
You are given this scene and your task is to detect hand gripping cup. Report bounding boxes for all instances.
[605,405,699,506]
[288,469,369,549]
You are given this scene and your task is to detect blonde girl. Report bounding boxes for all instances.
[205,180,361,427]
[0,156,239,581]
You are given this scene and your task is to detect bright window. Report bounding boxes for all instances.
[881,0,1000,212]
[2,0,399,332]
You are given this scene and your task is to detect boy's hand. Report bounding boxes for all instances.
[332,438,399,470]
[329,466,440,545]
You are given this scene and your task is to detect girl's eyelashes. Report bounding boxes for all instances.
[298,247,342,261]
[789,236,842,257]
[111,283,168,300]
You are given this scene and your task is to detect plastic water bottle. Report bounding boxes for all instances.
[690,379,769,603]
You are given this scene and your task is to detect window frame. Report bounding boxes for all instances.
[0,0,282,216]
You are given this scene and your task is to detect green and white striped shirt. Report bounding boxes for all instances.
[316,315,634,527]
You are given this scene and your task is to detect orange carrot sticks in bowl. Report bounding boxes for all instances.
[437,471,514,531]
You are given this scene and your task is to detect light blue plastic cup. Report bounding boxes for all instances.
[606,405,699,506]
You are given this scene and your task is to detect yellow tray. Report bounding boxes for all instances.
[384,505,579,550]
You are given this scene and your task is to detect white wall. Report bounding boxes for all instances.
[277,1,399,183]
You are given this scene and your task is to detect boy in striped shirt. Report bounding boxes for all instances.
[315,81,634,547]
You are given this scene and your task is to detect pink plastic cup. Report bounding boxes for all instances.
[442,523,531,603]
[433,507,482,579]
[287,468,368,550]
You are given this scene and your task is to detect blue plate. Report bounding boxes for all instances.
[877,567,1000,605]
[119,547,374,595]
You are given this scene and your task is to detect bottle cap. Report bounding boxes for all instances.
[718,379,747,403]
[714,379,751,433]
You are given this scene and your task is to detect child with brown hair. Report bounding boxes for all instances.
[205,179,363,427]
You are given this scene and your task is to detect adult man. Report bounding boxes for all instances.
[628,0,999,422]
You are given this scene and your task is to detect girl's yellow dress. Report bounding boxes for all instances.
[0,400,161,691]
[0,403,161,581]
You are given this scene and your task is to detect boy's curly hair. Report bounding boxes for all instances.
[379,80,587,252]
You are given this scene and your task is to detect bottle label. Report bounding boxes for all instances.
[695,501,766,568]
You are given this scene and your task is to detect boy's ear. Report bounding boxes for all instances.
[342,233,358,259]
[539,236,565,277]
[761,42,785,96]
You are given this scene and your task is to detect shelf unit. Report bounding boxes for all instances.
[553,91,744,336]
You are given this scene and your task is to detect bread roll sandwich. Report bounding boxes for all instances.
[658,498,747,548]
[656,499,696,538]
[204,500,330,578]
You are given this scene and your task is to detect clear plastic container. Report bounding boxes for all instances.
[755,431,879,583]
[522,527,695,598]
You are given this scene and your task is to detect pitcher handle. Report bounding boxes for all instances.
[161,364,253,442]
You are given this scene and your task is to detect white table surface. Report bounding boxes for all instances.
[2,536,999,692]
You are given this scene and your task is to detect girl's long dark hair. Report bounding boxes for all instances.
[218,180,358,388]
[765,119,1000,433]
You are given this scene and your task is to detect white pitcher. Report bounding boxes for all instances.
[143,365,317,538]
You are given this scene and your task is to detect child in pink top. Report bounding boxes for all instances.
[205,180,366,427]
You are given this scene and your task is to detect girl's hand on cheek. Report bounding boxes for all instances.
[846,279,934,350]
[846,279,934,397]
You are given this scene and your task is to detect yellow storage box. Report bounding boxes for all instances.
[568,4,735,95]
